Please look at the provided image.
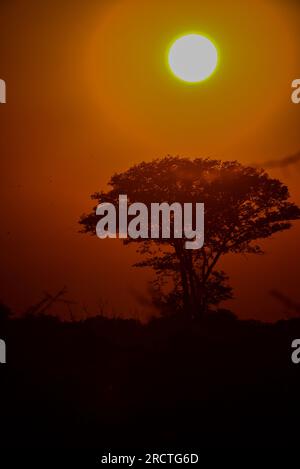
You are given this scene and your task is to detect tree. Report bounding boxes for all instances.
[80,156,300,317]
[0,303,11,322]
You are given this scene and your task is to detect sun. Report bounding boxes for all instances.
[168,34,218,83]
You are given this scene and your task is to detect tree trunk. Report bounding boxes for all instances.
[174,240,191,315]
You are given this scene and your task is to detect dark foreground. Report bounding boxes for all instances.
[0,309,299,449]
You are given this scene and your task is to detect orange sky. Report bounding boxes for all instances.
[1,0,300,321]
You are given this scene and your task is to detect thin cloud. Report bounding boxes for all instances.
[255,151,300,169]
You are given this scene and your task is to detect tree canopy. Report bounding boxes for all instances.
[80,156,300,317]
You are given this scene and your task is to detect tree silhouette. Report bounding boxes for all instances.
[80,156,300,317]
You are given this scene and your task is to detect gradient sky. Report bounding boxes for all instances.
[1,0,300,320]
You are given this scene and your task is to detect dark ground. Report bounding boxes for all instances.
[0,307,299,449]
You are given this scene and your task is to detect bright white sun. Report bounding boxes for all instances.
[168,34,218,83]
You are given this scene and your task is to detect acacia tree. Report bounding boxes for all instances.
[80,157,300,317]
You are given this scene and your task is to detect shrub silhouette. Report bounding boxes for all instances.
[2,309,300,449]
[80,156,300,316]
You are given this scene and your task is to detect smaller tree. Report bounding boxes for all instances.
[0,303,11,322]
[80,157,300,317]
